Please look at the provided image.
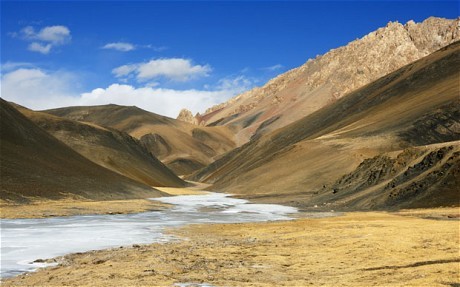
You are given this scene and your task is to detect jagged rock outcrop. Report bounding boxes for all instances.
[177,108,200,125]
[199,17,460,144]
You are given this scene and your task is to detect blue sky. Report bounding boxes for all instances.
[1,1,458,117]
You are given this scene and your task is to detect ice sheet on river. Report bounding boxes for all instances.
[1,192,297,278]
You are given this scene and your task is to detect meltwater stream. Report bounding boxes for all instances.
[0,192,297,278]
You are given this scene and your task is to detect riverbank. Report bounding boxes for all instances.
[0,185,208,219]
[4,208,459,286]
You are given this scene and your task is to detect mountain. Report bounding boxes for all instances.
[0,99,167,203]
[191,41,460,210]
[44,105,236,176]
[194,17,459,145]
[15,106,186,188]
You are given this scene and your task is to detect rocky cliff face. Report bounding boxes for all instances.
[199,17,460,144]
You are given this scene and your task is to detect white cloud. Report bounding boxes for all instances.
[80,84,231,117]
[112,64,138,77]
[263,64,283,71]
[1,68,254,118]
[14,25,71,54]
[1,68,79,110]
[36,26,71,44]
[216,75,254,93]
[28,42,52,54]
[102,42,135,52]
[113,58,211,82]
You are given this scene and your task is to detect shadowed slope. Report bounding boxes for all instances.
[191,42,460,210]
[0,99,166,203]
[16,107,186,188]
[45,105,236,176]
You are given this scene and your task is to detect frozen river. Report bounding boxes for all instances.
[1,192,297,278]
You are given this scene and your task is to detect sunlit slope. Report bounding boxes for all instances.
[198,17,459,144]
[191,42,460,210]
[45,105,236,176]
[0,99,166,203]
[16,107,186,188]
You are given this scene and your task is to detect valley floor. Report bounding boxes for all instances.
[3,208,459,287]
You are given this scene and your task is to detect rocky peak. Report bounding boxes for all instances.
[177,108,199,125]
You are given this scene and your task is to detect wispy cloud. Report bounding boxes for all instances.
[113,58,212,82]
[262,64,283,71]
[1,61,34,72]
[101,42,167,52]
[28,42,52,54]
[12,25,71,54]
[102,42,135,52]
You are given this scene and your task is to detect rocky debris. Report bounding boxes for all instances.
[322,145,459,209]
[327,148,424,196]
[387,150,459,206]
[385,146,453,190]
[399,101,460,145]
[331,155,397,194]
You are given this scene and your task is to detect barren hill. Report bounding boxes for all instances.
[0,99,166,203]
[196,17,459,145]
[15,107,186,188]
[44,105,236,176]
[191,41,460,210]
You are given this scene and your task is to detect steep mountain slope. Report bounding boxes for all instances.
[0,99,166,203]
[45,105,236,176]
[195,17,459,145]
[15,107,186,188]
[191,41,460,210]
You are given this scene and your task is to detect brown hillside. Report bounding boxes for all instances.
[198,17,459,145]
[0,99,166,203]
[16,107,186,188]
[191,41,460,210]
[45,105,236,176]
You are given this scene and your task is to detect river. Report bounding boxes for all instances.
[0,192,297,278]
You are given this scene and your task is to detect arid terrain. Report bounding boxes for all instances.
[3,207,459,287]
[45,104,236,176]
[1,15,459,287]
[191,40,460,211]
[186,17,459,144]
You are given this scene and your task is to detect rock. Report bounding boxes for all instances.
[177,108,199,125]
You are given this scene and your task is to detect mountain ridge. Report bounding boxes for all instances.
[16,106,186,188]
[45,104,236,176]
[191,17,459,144]
[190,41,460,210]
[0,99,167,203]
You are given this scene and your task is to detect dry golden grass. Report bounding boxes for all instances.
[0,199,169,219]
[4,210,459,286]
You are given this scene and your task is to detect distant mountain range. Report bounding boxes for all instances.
[45,104,236,176]
[1,17,458,209]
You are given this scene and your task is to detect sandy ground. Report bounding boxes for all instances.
[3,208,459,287]
[0,185,207,219]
